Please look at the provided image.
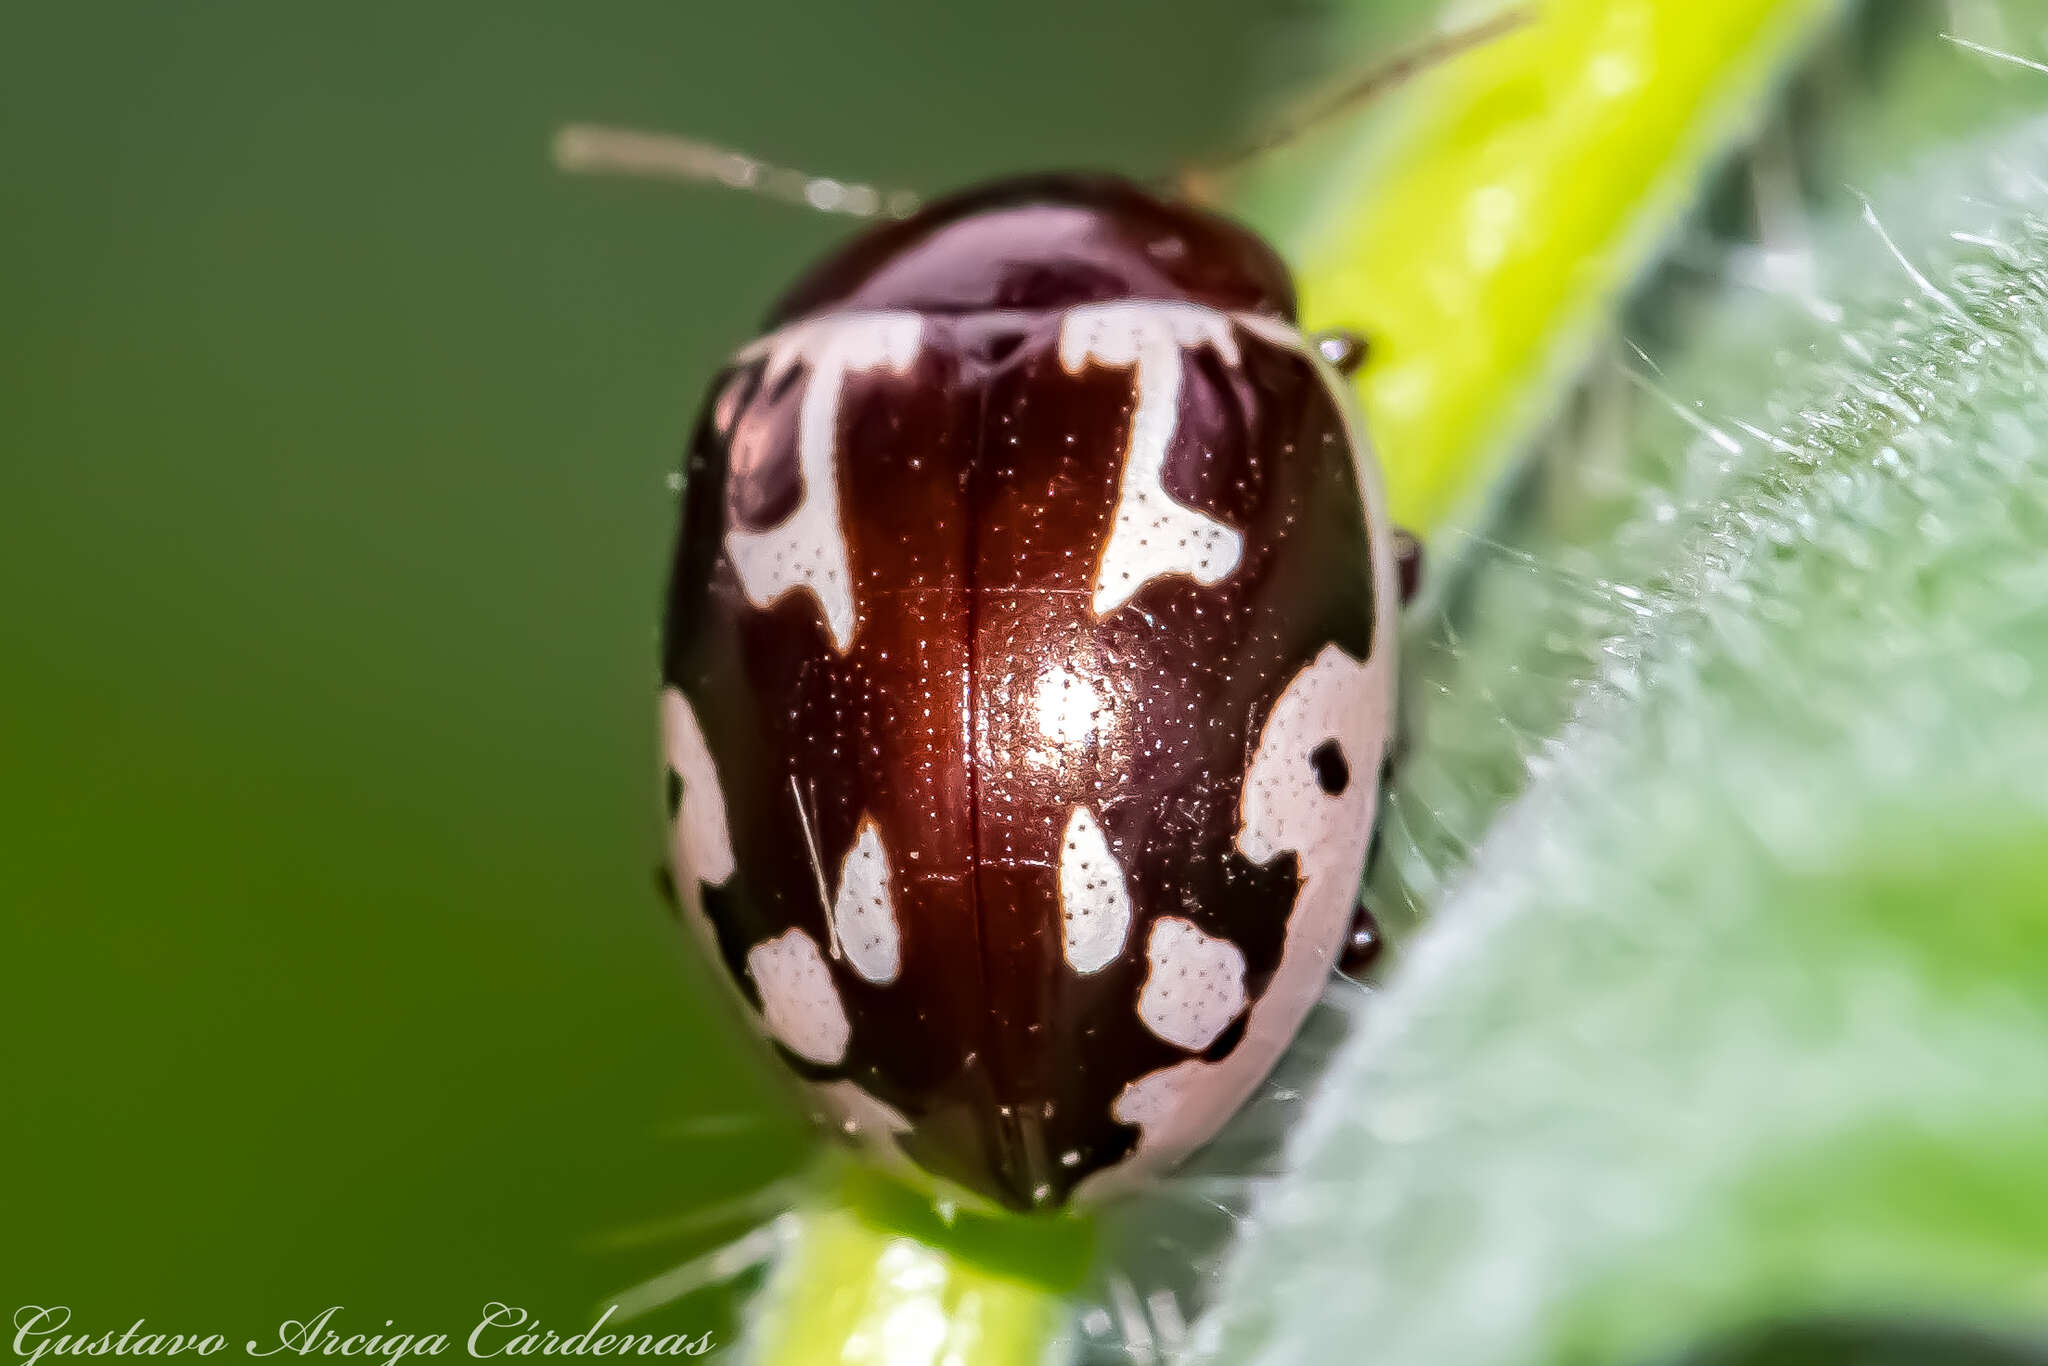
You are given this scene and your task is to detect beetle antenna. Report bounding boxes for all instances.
[553,123,922,220]
[1186,5,1532,189]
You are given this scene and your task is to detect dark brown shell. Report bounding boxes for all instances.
[659,182,1394,1211]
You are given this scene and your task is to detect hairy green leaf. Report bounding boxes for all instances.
[1196,100,2048,1366]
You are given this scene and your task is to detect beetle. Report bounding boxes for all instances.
[555,14,1523,1214]
[652,171,1408,1211]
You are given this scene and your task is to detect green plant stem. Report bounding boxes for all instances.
[746,1166,1092,1366]
[1241,0,1841,535]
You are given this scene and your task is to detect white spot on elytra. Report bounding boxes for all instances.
[832,816,901,984]
[1059,302,1244,615]
[1086,643,1393,1200]
[1077,318,1402,1202]
[1058,805,1131,974]
[726,311,923,651]
[1237,644,1383,870]
[1136,916,1247,1051]
[660,687,735,887]
[1108,1060,1197,1131]
[746,928,849,1065]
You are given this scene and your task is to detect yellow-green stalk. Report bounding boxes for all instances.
[1263,0,1841,532]
[747,1166,1091,1365]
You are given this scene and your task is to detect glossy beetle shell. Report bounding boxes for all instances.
[659,176,1397,1210]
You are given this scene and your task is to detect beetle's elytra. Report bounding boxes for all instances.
[659,175,1398,1211]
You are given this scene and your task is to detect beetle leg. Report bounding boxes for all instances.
[1313,327,1369,375]
[1342,773,1395,978]
[1338,900,1385,976]
[1393,526,1424,604]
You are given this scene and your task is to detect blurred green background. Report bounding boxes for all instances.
[0,0,1377,1339]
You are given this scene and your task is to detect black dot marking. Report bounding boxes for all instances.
[664,767,683,818]
[1310,740,1349,795]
